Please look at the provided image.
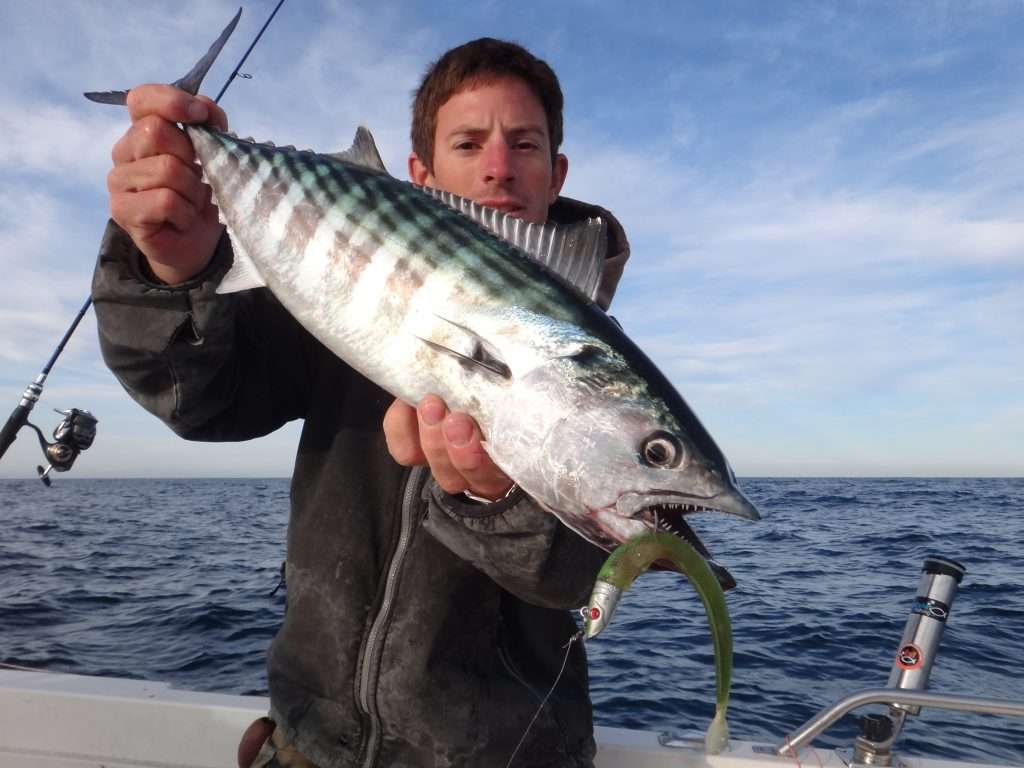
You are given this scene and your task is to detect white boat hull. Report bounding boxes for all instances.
[0,670,1015,768]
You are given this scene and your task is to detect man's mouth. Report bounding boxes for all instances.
[478,198,522,215]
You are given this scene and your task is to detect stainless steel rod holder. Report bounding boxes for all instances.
[886,556,966,714]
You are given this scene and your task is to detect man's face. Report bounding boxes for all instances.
[409,76,568,224]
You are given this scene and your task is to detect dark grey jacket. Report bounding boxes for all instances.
[91,197,630,768]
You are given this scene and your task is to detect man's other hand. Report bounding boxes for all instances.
[108,84,229,284]
[383,395,515,502]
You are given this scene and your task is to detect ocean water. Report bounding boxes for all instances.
[1,477,1022,764]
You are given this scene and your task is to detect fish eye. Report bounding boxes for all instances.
[640,432,684,468]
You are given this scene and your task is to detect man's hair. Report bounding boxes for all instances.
[411,38,564,172]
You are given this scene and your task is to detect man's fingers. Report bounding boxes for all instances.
[113,115,198,167]
[383,399,426,467]
[388,395,514,499]
[442,413,514,500]
[126,84,211,125]
[110,187,197,234]
[195,95,229,132]
[108,154,208,209]
[416,395,465,493]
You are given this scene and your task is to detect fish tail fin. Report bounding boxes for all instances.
[84,8,242,105]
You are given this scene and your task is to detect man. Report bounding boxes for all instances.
[93,38,630,767]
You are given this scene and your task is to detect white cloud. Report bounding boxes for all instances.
[0,104,123,187]
[1,1,1020,478]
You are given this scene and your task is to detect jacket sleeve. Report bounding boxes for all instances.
[423,485,607,609]
[91,220,313,440]
[421,199,632,610]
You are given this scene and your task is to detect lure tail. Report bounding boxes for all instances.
[583,531,733,754]
[84,8,242,105]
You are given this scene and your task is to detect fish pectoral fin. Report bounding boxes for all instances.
[329,127,388,173]
[216,231,267,294]
[413,314,511,379]
[416,337,511,379]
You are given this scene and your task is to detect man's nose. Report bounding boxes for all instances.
[482,142,514,183]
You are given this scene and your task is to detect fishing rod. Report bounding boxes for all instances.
[0,0,287,483]
[0,298,96,481]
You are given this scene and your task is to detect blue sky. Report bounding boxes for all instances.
[1,1,1021,478]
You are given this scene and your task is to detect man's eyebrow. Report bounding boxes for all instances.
[444,123,547,137]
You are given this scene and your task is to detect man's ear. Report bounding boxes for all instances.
[408,152,432,185]
[549,153,569,203]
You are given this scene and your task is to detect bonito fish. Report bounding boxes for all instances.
[87,11,760,587]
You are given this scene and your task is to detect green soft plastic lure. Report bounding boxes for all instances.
[583,531,732,754]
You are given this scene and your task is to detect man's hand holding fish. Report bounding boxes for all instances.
[107,85,228,285]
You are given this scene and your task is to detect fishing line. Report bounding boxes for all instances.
[504,630,584,768]
[0,1,287,476]
[783,734,804,768]
[215,0,285,104]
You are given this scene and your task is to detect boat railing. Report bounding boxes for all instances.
[775,687,1024,757]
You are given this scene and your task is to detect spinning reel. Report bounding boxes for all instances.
[25,408,98,486]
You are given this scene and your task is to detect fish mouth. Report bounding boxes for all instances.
[616,487,761,522]
[611,488,760,591]
[637,502,737,591]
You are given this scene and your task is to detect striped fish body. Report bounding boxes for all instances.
[87,9,760,589]
[190,126,760,574]
[191,126,592,424]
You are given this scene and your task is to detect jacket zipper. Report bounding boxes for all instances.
[357,464,427,768]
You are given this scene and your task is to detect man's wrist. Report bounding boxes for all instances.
[144,254,215,286]
[461,483,518,505]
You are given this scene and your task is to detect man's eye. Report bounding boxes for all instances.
[454,141,478,151]
[515,141,539,151]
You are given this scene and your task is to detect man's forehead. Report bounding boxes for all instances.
[438,75,549,131]
[452,71,528,92]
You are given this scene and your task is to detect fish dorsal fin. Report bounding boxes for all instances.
[418,186,607,302]
[84,8,242,105]
[329,127,387,173]
[217,229,268,294]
